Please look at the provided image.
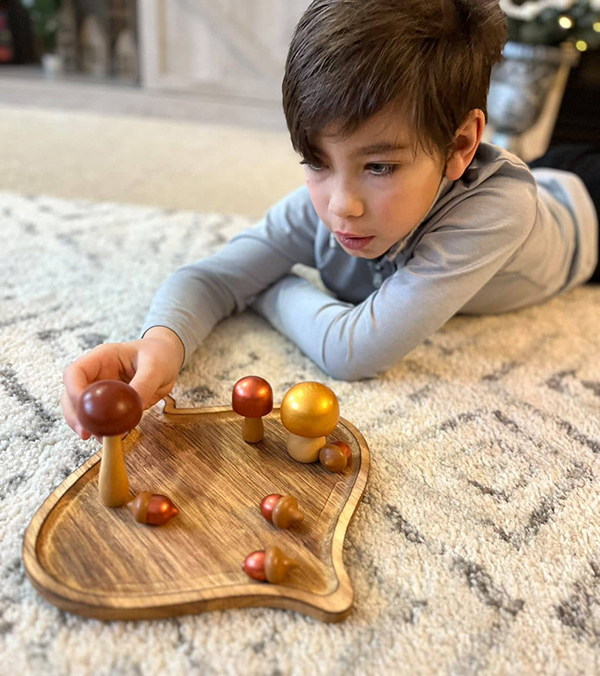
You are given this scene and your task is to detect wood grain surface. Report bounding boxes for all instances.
[22,396,370,622]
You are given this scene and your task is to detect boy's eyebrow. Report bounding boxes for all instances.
[352,142,409,157]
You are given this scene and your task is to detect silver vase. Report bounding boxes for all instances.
[487,41,579,155]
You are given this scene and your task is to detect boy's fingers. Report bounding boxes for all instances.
[62,349,104,402]
[60,389,91,440]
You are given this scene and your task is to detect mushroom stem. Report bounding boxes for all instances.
[99,435,131,507]
[242,417,264,443]
[286,432,326,463]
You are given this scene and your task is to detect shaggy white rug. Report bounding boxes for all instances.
[2,189,600,676]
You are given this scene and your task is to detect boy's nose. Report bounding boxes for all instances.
[328,186,364,219]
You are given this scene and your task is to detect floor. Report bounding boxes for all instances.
[0,72,303,220]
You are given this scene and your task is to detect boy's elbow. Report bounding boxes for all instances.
[322,360,381,382]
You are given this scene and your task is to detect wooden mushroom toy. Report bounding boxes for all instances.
[76,380,142,508]
[242,545,298,584]
[232,376,273,443]
[127,492,179,526]
[260,494,304,529]
[280,382,339,462]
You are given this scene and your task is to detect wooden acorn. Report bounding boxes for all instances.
[260,494,304,529]
[319,441,351,473]
[242,545,298,584]
[232,376,273,443]
[333,440,352,464]
[127,492,179,526]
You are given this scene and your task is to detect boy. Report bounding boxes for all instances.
[62,0,599,440]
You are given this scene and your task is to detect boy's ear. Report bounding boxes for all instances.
[444,109,485,181]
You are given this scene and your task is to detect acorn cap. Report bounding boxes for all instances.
[232,376,273,418]
[264,545,297,584]
[77,380,143,437]
[271,495,304,529]
[280,382,339,438]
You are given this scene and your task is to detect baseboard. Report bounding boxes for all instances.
[0,69,288,132]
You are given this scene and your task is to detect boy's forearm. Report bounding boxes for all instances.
[140,187,319,369]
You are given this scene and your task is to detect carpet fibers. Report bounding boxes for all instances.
[2,190,600,676]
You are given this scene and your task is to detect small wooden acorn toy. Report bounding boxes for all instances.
[260,494,304,529]
[242,545,298,584]
[76,380,143,508]
[319,440,351,473]
[232,376,273,443]
[126,492,179,526]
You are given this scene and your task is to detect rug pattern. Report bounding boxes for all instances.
[1,191,600,675]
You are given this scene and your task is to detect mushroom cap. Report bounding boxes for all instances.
[77,380,143,437]
[280,382,339,438]
[271,495,304,529]
[232,376,273,418]
[264,545,297,584]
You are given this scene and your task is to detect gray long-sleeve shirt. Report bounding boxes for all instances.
[141,143,598,380]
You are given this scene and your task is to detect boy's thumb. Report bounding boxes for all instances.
[128,362,164,410]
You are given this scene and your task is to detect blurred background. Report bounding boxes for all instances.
[0,0,599,218]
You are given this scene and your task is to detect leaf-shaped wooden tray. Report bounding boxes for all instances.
[23,396,370,622]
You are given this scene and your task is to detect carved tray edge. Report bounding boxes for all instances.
[22,398,370,623]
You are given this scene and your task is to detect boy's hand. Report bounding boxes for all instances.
[61,327,185,440]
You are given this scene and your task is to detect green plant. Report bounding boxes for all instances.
[501,0,600,49]
[23,0,61,53]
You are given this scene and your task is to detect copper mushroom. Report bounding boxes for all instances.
[77,380,142,507]
[232,376,273,443]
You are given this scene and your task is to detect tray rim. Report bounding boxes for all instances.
[22,397,370,623]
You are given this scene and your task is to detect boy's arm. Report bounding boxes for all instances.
[141,187,318,367]
[250,196,536,381]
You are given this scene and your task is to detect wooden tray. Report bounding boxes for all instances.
[23,396,370,622]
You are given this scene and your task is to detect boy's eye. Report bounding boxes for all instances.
[367,163,399,177]
[300,160,324,172]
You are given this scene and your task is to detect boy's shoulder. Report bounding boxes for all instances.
[445,142,539,224]
[421,143,539,244]
[462,142,536,193]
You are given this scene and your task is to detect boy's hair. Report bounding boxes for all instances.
[282,0,507,165]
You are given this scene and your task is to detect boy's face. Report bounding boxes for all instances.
[303,109,447,259]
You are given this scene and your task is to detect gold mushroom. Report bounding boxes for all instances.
[279,382,339,462]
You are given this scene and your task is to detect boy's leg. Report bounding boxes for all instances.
[529,144,600,283]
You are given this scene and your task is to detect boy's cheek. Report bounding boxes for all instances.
[306,186,329,224]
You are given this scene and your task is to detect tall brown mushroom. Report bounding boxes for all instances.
[232,376,273,443]
[77,380,143,507]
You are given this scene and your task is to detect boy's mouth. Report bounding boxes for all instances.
[334,232,375,251]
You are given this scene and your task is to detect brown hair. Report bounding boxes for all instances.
[282,0,507,164]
